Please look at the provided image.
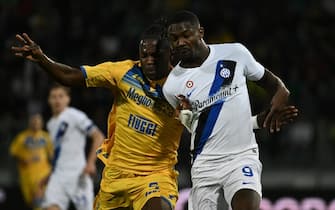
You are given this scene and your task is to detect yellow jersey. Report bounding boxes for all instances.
[10,129,53,175]
[81,60,184,175]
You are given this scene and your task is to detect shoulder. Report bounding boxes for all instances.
[40,130,50,136]
[102,59,139,71]
[169,65,183,76]
[12,130,27,141]
[81,59,139,79]
[66,107,87,118]
[211,43,248,53]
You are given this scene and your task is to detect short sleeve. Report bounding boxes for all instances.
[10,133,23,157]
[80,60,138,89]
[75,111,96,136]
[237,44,265,81]
[44,132,54,158]
[162,77,179,109]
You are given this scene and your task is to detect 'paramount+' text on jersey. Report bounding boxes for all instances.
[163,43,265,163]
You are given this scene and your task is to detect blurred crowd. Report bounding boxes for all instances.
[1,0,335,191]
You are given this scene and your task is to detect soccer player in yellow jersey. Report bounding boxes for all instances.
[12,23,183,210]
[10,113,53,210]
[11,22,298,210]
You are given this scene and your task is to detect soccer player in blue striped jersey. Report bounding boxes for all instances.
[163,10,292,210]
[43,84,105,210]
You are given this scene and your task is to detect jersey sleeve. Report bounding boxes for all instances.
[74,110,97,136]
[80,60,138,89]
[44,132,54,159]
[236,43,265,81]
[162,77,179,109]
[9,133,22,157]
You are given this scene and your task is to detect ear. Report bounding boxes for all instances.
[67,95,71,105]
[199,26,204,39]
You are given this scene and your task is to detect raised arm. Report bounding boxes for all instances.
[11,33,85,87]
[255,69,290,132]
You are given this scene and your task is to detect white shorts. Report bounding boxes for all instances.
[189,148,262,210]
[42,173,94,210]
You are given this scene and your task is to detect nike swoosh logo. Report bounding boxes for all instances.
[186,88,196,98]
[242,181,254,185]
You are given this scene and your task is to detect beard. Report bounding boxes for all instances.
[172,47,193,62]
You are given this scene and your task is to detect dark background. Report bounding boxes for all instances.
[0,0,335,209]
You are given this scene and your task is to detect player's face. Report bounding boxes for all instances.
[139,39,170,81]
[29,114,43,131]
[48,88,70,115]
[168,22,204,62]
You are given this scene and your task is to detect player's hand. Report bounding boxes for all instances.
[11,33,44,62]
[276,105,299,126]
[263,87,290,132]
[259,105,298,133]
[175,94,192,118]
[83,162,97,177]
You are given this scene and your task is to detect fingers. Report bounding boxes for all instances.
[263,109,274,128]
[14,33,35,47]
[175,94,192,110]
[11,46,30,58]
[11,45,31,52]
[269,114,276,133]
[278,106,298,122]
[11,46,24,56]
[265,109,282,133]
[15,34,26,44]
[176,94,186,100]
[268,106,299,133]
[275,118,280,132]
[22,33,34,44]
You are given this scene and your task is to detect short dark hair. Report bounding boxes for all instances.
[168,10,200,27]
[49,83,71,96]
[140,18,169,50]
[141,18,167,41]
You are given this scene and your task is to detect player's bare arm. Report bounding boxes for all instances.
[83,128,105,177]
[11,33,85,87]
[255,69,290,132]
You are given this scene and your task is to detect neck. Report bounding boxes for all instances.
[53,107,66,117]
[30,129,39,134]
[148,77,166,88]
[180,44,210,68]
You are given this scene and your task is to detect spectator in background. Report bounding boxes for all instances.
[10,113,53,210]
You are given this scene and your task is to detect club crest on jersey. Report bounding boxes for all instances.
[220,67,231,78]
[217,60,236,86]
[186,80,193,88]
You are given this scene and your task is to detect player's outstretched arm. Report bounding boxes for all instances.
[11,33,85,87]
[253,105,299,132]
[255,69,290,132]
